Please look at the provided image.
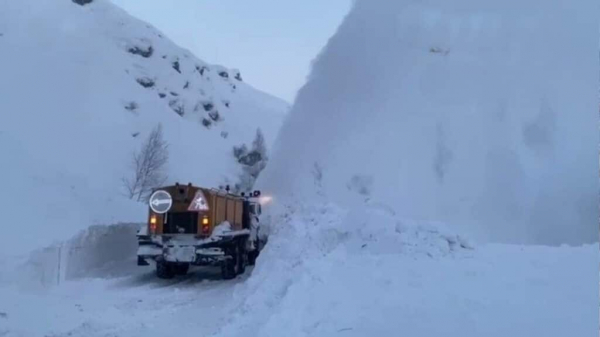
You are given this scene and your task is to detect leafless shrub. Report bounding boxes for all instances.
[233,129,268,193]
[123,124,169,202]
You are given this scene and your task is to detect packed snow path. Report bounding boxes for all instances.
[0,267,249,337]
[0,242,596,337]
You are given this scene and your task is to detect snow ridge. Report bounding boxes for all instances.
[216,200,473,336]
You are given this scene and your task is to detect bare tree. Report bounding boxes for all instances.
[123,124,169,202]
[232,128,268,193]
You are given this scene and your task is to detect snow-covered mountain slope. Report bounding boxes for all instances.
[259,0,598,245]
[0,0,288,257]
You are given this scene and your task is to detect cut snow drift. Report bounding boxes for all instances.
[216,202,598,337]
[234,0,599,336]
[259,0,599,245]
[1,223,144,289]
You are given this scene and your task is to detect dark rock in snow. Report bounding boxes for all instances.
[136,77,155,88]
[124,101,138,111]
[169,100,184,116]
[196,65,207,76]
[72,0,93,5]
[170,91,179,97]
[208,110,220,122]
[158,93,166,98]
[203,102,214,111]
[183,81,190,89]
[128,45,153,58]
[218,71,229,79]
[202,118,212,128]
[172,60,181,73]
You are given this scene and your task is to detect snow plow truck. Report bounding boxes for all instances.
[136,183,264,279]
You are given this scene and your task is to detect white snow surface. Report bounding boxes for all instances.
[0,203,596,337]
[0,269,251,337]
[211,221,233,238]
[0,1,598,337]
[233,0,599,335]
[0,0,288,257]
[259,0,599,245]
[216,202,599,337]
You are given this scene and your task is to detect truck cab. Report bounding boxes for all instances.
[137,183,263,279]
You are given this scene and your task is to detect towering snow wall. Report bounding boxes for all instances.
[260,0,599,245]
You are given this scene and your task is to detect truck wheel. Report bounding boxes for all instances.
[247,250,258,266]
[237,239,247,275]
[156,260,175,279]
[221,257,237,280]
[221,242,245,280]
[173,263,190,276]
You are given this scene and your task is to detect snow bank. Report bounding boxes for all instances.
[259,0,599,245]
[216,201,470,335]
[216,202,598,337]
[0,0,288,257]
[1,223,145,289]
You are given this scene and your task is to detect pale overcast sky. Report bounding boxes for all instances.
[110,0,351,102]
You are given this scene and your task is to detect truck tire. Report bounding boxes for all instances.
[221,257,237,280]
[237,239,247,275]
[173,263,190,276]
[221,240,246,279]
[247,249,258,266]
[156,260,175,279]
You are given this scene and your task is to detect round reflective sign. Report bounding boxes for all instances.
[149,190,172,214]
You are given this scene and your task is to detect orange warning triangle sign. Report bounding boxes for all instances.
[188,190,210,211]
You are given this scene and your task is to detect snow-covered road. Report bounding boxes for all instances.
[0,214,596,337]
[1,241,597,337]
[0,266,248,337]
